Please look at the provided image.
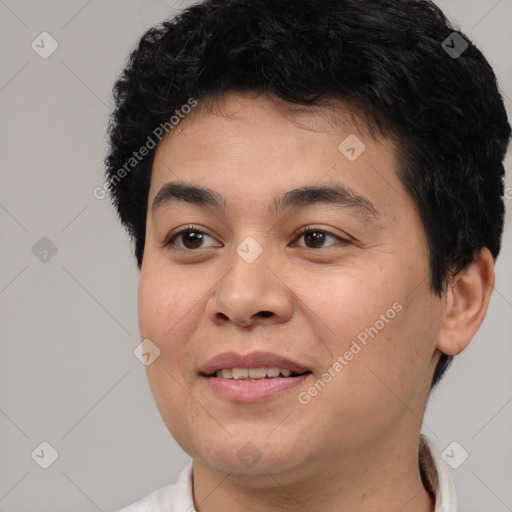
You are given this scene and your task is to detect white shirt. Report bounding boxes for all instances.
[114,435,456,512]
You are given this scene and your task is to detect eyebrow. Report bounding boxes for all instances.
[152,181,380,219]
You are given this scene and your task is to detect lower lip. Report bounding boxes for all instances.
[200,374,312,403]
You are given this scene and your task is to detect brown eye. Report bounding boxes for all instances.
[178,230,205,249]
[293,227,348,249]
[303,230,327,248]
[165,226,219,250]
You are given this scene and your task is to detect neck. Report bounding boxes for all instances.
[191,431,435,512]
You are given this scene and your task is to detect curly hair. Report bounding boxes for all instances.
[105,0,511,388]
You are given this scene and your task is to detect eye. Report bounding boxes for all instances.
[165,225,221,250]
[164,224,349,251]
[291,226,349,249]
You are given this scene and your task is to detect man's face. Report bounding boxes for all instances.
[138,91,443,478]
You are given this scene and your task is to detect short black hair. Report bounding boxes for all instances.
[105,0,511,388]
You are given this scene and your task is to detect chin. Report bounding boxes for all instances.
[190,432,306,477]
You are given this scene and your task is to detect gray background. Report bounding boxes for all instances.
[0,0,511,511]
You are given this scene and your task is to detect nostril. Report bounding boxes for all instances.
[257,311,273,318]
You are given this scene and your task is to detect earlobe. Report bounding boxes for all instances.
[436,247,495,356]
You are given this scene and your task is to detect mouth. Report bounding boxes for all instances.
[198,351,313,402]
[199,350,311,377]
[204,367,311,380]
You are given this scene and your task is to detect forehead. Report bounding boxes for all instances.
[164,91,377,147]
[148,91,407,220]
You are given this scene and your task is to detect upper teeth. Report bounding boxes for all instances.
[215,367,293,379]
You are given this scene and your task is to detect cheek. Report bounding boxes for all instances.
[138,262,173,340]
[144,361,207,459]
[298,265,397,349]
[138,264,202,446]
[138,263,191,390]
[138,260,203,341]
[345,293,441,416]
[306,268,439,421]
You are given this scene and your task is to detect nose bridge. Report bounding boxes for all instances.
[207,235,293,326]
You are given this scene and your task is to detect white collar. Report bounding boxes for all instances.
[420,435,457,511]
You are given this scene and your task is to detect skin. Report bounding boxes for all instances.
[137,90,495,512]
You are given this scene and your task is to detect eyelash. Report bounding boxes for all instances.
[164,224,349,250]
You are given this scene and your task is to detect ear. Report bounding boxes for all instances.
[436,247,495,356]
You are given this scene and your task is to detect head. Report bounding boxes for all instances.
[105,0,510,479]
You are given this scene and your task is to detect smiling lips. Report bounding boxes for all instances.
[214,367,296,379]
[199,350,311,377]
[199,351,312,402]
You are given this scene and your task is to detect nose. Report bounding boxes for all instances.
[206,242,294,328]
